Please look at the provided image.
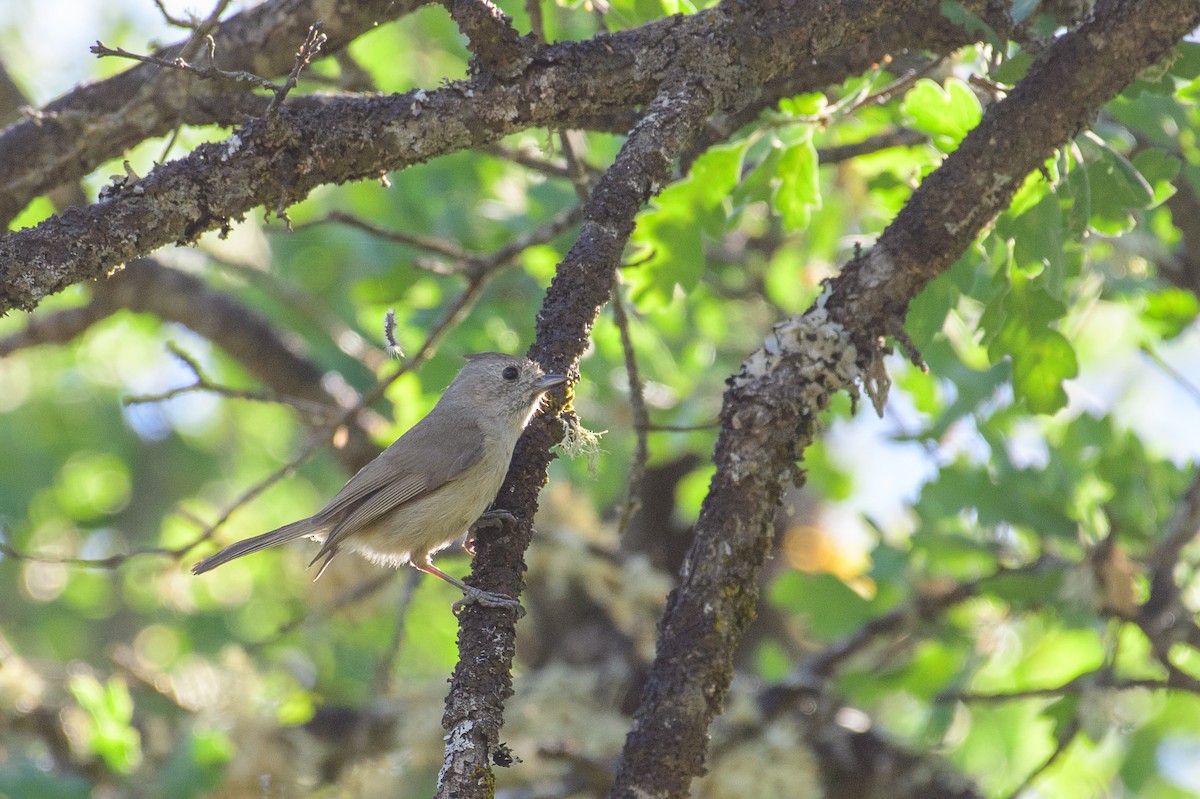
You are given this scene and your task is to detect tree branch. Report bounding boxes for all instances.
[0,0,427,227]
[436,81,714,799]
[0,0,1008,315]
[608,0,1200,795]
[442,0,534,78]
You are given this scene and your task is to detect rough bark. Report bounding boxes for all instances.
[437,81,714,799]
[0,0,1008,316]
[0,0,427,227]
[607,0,1200,796]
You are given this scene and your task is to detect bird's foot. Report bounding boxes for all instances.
[475,509,519,529]
[452,585,525,618]
[463,510,520,556]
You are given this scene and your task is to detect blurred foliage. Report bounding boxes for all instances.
[2,1,1200,798]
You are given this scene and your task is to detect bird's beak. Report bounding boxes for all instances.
[534,374,568,394]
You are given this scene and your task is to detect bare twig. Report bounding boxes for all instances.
[526,0,545,42]
[123,341,338,420]
[89,42,280,91]
[481,144,580,180]
[292,211,471,261]
[254,571,397,646]
[1137,473,1200,684]
[817,128,929,164]
[637,421,719,432]
[0,532,191,569]
[1002,718,1080,799]
[611,285,649,533]
[267,21,327,114]
[936,673,1195,704]
[0,303,118,356]
[154,0,202,29]
[1141,343,1200,406]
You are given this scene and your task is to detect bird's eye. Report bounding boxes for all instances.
[502,366,519,381]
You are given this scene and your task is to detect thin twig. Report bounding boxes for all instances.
[612,285,649,534]
[90,42,280,91]
[0,535,185,569]
[1141,343,1200,406]
[154,0,202,29]
[481,143,585,180]
[936,675,1191,704]
[638,421,719,432]
[292,211,471,261]
[123,341,337,421]
[267,20,327,115]
[803,558,1062,679]
[770,58,940,127]
[1002,718,1079,799]
[526,0,545,42]
[817,129,929,164]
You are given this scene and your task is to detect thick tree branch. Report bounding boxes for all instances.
[0,0,427,227]
[436,81,714,799]
[0,0,1007,316]
[608,0,1200,796]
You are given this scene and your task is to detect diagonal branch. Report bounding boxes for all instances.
[436,81,714,799]
[0,0,428,227]
[0,0,1008,316]
[608,0,1200,796]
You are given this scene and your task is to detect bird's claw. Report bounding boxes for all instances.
[474,509,519,530]
[464,510,520,556]
[453,585,525,618]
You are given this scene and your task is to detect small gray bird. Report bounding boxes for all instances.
[192,353,567,611]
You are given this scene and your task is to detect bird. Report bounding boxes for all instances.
[192,352,568,612]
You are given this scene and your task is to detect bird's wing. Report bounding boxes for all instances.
[308,416,487,564]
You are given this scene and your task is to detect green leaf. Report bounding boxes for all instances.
[1062,154,1091,238]
[939,0,1004,49]
[1141,288,1200,340]
[689,139,749,211]
[68,674,143,774]
[1170,41,1200,80]
[992,51,1031,85]
[626,141,747,307]
[768,572,876,640]
[1042,695,1080,744]
[984,266,1078,414]
[1131,149,1181,207]
[1084,143,1161,234]
[778,93,827,117]
[776,136,821,230]
[901,78,983,151]
[995,188,1082,299]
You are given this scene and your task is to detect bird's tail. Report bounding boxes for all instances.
[191,518,327,574]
